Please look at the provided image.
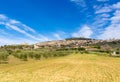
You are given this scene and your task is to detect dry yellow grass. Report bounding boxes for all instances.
[0,53,120,82]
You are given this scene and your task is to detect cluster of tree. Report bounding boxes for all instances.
[12,50,70,61]
[13,51,41,61]
[0,44,73,62]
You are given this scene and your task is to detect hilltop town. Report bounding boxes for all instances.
[34,37,119,49]
[34,37,101,49]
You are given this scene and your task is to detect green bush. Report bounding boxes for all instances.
[23,54,28,61]
[78,47,86,51]
[0,52,9,61]
[28,52,34,58]
[12,52,28,61]
[7,49,13,54]
[43,53,49,59]
[20,54,28,61]
[34,53,41,60]
[3,48,74,61]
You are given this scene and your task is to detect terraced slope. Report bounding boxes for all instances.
[0,54,120,82]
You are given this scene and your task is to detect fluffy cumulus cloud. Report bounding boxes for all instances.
[0,14,49,45]
[72,25,93,38]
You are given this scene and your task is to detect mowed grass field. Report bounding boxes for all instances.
[0,53,120,82]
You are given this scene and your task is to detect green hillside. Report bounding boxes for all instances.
[93,40,120,51]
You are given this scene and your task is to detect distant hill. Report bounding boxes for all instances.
[34,37,102,49]
[65,37,95,40]
[34,37,120,52]
[93,40,120,51]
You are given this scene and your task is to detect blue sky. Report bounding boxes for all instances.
[0,0,120,45]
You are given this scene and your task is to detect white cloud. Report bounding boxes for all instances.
[0,36,39,45]
[93,4,112,28]
[0,29,8,35]
[0,14,36,33]
[10,24,45,41]
[100,13,110,18]
[69,1,120,40]
[53,31,66,40]
[112,2,120,9]
[53,33,61,40]
[72,25,93,38]
[94,2,120,14]
[0,14,49,45]
[70,0,86,7]
[98,24,120,39]
[98,9,120,39]
[0,14,7,20]
[5,23,42,41]
[9,19,36,33]
[92,2,120,40]
[92,13,110,28]
[70,1,120,40]
[97,0,109,2]
[38,34,49,41]
[110,10,120,24]
[95,5,112,14]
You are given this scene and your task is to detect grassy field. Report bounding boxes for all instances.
[0,53,120,82]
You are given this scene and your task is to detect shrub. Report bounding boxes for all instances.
[83,50,89,54]
[116,52,120,54]
[78,47,86,51]
[0,52,9,61]
[34,53,41,60]
[7,49,13,54]
[43,53,49,59]
[20,54,28,61]
[16,50,21,53]
[12,52,28,61]
[28,52,34,58]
